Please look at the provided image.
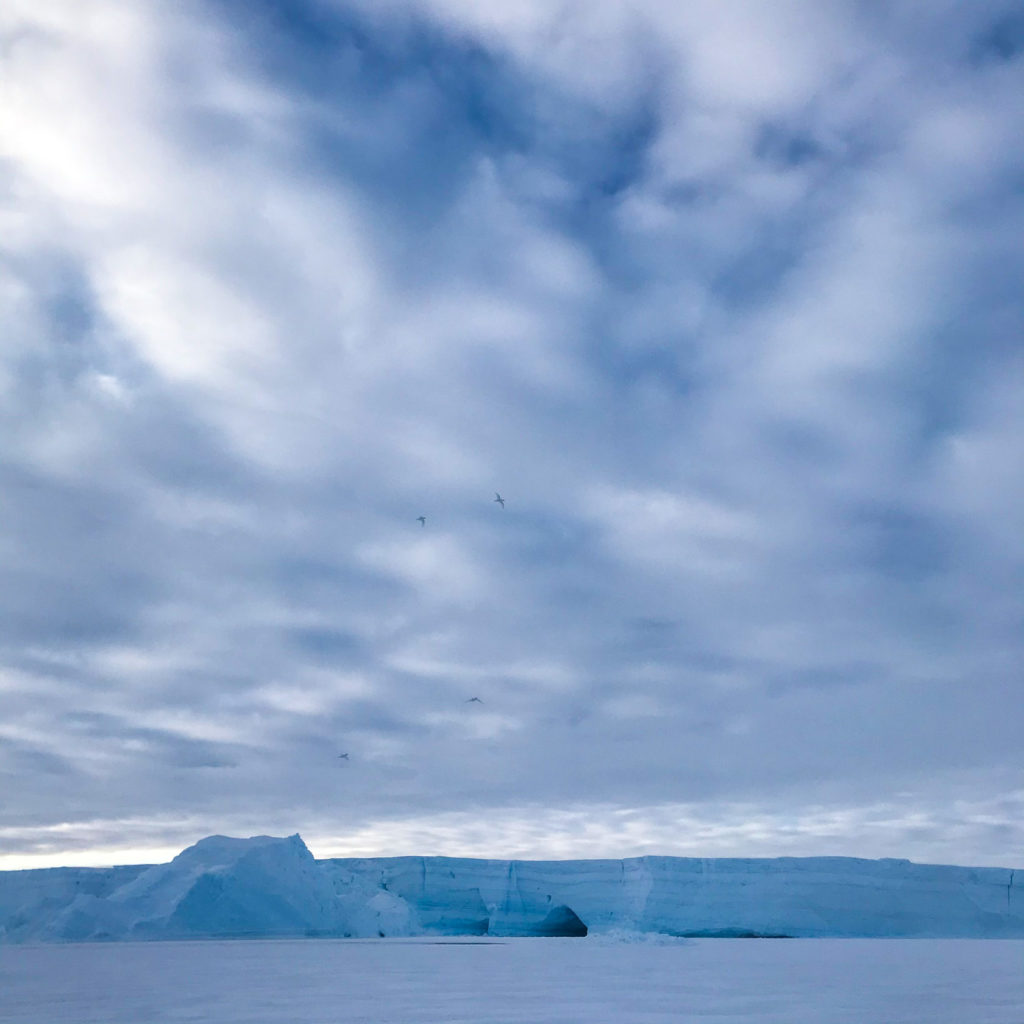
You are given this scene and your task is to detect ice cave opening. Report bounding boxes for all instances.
[532,905,588,937]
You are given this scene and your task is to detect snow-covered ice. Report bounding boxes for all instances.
[2,833,1021,942]
[1,936,1022,1023]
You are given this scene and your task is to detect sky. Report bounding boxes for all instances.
[1,0,1022,871]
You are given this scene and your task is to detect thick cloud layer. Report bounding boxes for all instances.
[1,0,1022,868]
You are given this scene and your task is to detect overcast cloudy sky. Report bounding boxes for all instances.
[1,0,1022,871]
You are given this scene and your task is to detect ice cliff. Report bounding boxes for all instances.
[1,834,1020,943]
[325,854,1022,939]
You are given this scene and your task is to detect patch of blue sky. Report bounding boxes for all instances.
[207,0,662,272]
[971,9,1024,64]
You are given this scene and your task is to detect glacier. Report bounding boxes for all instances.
[0,833,1020,943]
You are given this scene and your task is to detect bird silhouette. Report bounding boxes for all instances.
[416,516,426,526]
[338,753,349,760]
[494,493,504,508]
[465,697,483,704]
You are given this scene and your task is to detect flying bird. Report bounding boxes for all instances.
[494,493,504,508]
[416,516,426,526]
[338,753,349,760]
[465,697,483,704]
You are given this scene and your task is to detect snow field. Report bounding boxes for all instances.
[1,937,1022,1024]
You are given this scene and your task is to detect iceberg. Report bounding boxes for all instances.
[0,834,1019,943]
[0,834,346,943]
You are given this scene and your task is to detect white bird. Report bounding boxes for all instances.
[494,493,505,508]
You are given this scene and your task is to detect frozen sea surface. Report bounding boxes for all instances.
[1,937,1022,1024]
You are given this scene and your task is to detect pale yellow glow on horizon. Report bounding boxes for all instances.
[0,846,182,871]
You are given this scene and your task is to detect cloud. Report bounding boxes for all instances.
[1,0,1022,869]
